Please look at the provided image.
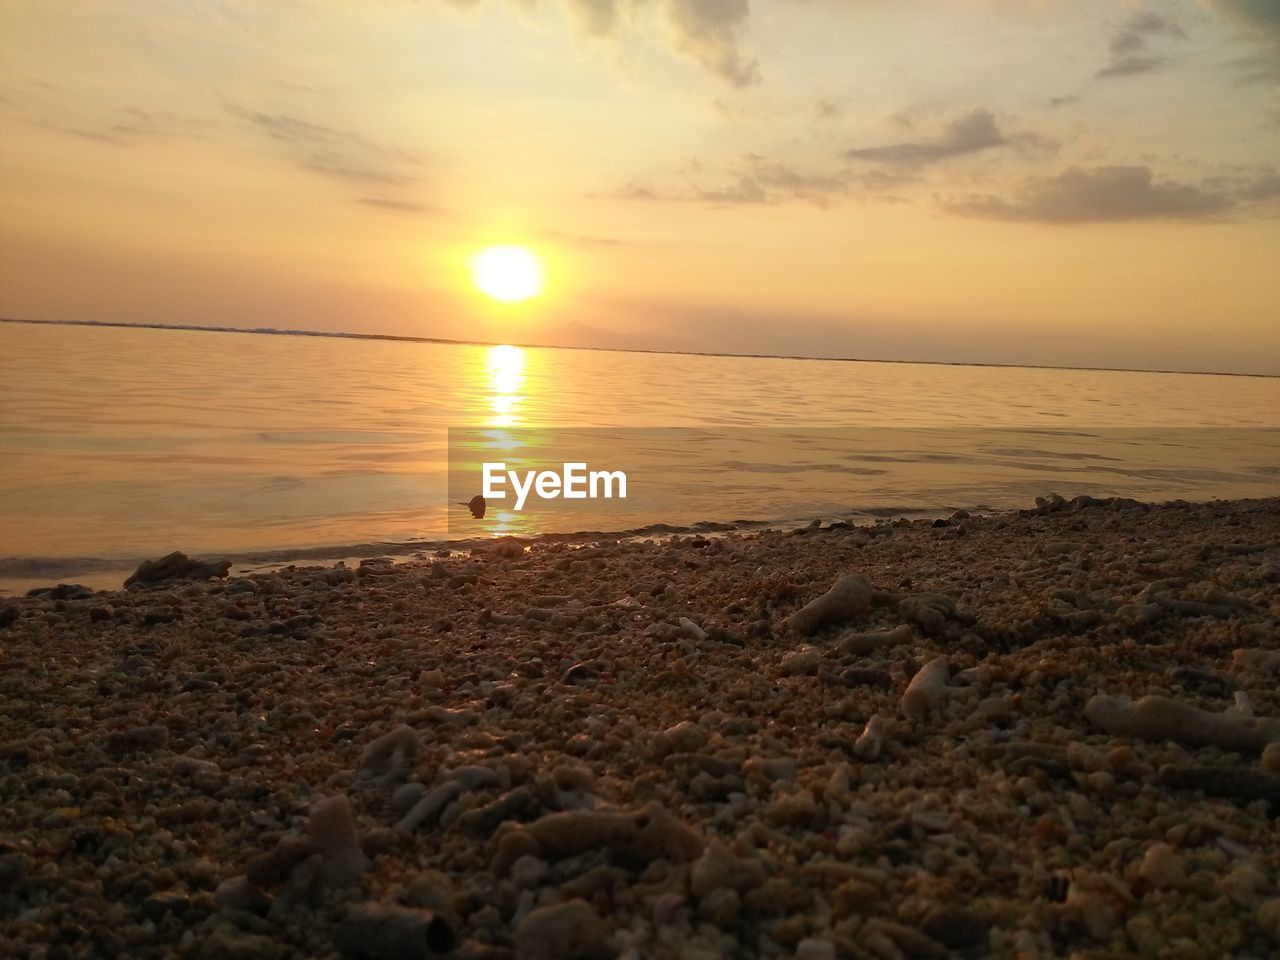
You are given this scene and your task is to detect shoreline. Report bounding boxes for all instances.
[6,315,1279,380]
[2,494,1278,958]
[0,509,960,597]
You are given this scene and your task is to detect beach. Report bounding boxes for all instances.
[2,495,1279,959]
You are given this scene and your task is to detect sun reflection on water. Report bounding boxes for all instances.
[466,345,537,537]
[486,344,525,427]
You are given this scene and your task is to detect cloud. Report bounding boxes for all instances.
[357,196,443,213]
[538,229,628,247]
[615,152,921,207]
[564,0,619,36]
[228,105,421,187]
[24,104,206,146]
[1096,11,1187,80]
[813,99,842,120]
[845,108,1010,166]
[1096,55,1166,79]
[436,0,759,87]
[663,0,759,88]
[617,153,852,206]
[943,165,1237,223]
[1208,1,1280,49]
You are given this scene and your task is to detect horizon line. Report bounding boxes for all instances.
[2,315,1276,380]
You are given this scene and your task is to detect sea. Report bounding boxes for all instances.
[3,319,1278,593]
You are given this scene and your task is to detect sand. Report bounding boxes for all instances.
[1,496,1278,959]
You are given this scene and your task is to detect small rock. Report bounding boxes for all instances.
[919,904,987,949]
[309,795,369,889]
[690,839,765,897]
[514,898,606,960]
[780,646,823,676]
[126,550,231,587]
[1138,842,1185,889]
[214,875,270,913]
[336,902,457,960]
[1258,897,1280,944]
[652,720,707,758]
[144,606,179,625]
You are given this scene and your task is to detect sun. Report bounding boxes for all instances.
[470,245,545,304]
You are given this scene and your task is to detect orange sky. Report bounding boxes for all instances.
[2,1,1279,373]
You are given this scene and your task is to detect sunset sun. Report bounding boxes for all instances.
[470,245,545,304]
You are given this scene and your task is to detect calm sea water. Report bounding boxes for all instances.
[2,321,1278,590]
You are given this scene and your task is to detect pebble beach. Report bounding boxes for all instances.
[2,495,1279,960]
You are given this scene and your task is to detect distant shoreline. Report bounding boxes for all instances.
[4,315,1276,381]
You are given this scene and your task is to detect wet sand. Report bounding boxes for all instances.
[2,496,1278,959]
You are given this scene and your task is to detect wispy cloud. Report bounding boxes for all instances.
[943,165,1247,223]
[616,152,918,208]
[618,153,851,207]
[23,102,206,147]
[445,0,759,87]
[356,196,444,214]
[1096,11,1187,80]
[1208,1,1280,52]
[664,0,759,88]
[227,105,422,187]
[845,108,1034,166]
[538,229,628,247]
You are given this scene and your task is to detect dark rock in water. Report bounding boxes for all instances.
[464,495,486,519]
[125,551,231,588]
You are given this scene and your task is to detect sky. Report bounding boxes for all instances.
[2,0,1278,374]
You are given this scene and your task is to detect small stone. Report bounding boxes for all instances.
[690,839,764,897]
[919,904,986,949]
[652,720,707,758]
[126,550,231,587]
[1219,863,1266,906]
[391,782,427,816]
[127,725,170,751]
[1067,888,1116,941]
[697,887,740,926]
[509,855,549,891]
[780,646,823,676]
[1257,898,1280,944]
[1138,843,1185,889]
[359,725,420,781]
[144,606,179,625]
[336,902,458,960]
[786,574,874,635]
[514,898,606,960]
[1262,742,1280,774]
[794,938,836,960]
[214,875,270,913]
[308,794,369,888]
